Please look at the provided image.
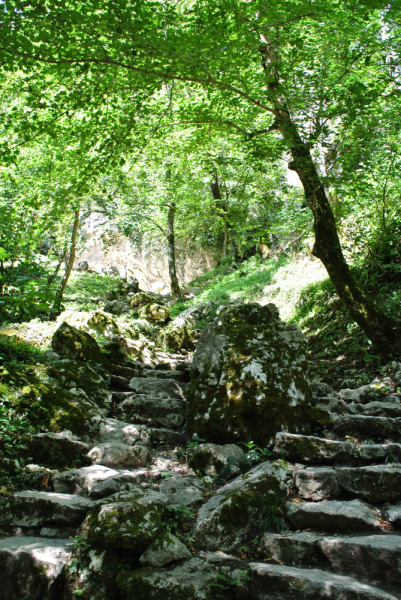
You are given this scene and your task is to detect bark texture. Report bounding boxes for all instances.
[167,202,181,300]
[52,209,80,316]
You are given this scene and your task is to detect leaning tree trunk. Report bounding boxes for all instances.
[210,172,240,262]
[51,209,80,317]
[276,108,400,355]
[47,248,67,285]
[167,202,181,300]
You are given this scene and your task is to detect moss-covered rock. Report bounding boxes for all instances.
[52,322,105,365]
[47,360,111,410]
[192,461,287,552]
[57,310,121,340]
[139,303,170,323]
[129,292,166,309]
[158,315,195,351]
[87,489,167,551]
[187,303,314,447]
[139,532,191,568]
[0,363,98,437]
[187,443,243,476]
[117,558,224,600]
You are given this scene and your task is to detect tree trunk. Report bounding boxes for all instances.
[210,172,240,262]
[277,108,400,355]
[167,202,181,300]
[47,249,67,285]
[51,209,80,317]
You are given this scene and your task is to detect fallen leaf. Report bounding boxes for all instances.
[292,498,302,503]
[41,475,49,488]
[0,486,8,495]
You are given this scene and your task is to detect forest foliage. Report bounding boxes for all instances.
[0,0,400,354]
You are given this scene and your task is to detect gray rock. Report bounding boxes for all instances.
[0,536,70,600]
[139,531,191,567]
[294,467,340,501]
[178,302,213,321]
[104,299,131,315]
[39,526,78,538]
[139,303,170,323]
[311,381,335,398]
[158,315,196,351]
[188,442,244,476]
[383,504,401,526]
[274,433,355,464]
[318,535,401,586]
[116,378,187,429]
[187,303,314,447]
[143,368,185,382]
[51,322,105,364]
[28,432,90,466]
[249,562,397,600]
[337,466,401,503]
[286,499,379,532]
[117,557,223,600]
[150,428,188,447]
[261,531,320,564]
[158,474,205,506]
[52,465,118,495]
[87,488,167,550]
[89,470,149,499]
[95,418,148,446]
[362,401,401,418]
[331,415,401,441]
[0,491,94,527]
[339,385,381,404]
[43,349,60,362]
[130,291,166,309]
[87,442,149,469]
[193,461,286,552]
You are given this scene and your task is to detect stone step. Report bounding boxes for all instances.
[52,465,120,495]
[330,415,401,442]
[0,491,94,527]
[142,368,186,382]
[261,532,401,586]
[274,432,401,465]
[285,499,380,532]
[293,465,401,503]
[0,536,70,600]
[249,562,397,600]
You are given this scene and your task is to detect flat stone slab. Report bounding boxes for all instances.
[261,532,401,585]
[383,504,401,527]
[115,393,186,429]
[286,499,380,532]
[293,466,401,503]
[249,562,397,599]
[274,433,355,464]
[0,491,94,527]
[0,536,70,600]
[88,470,149,499]
[319,534,401,585]
[52,465,118,495]
[331,415,401,441]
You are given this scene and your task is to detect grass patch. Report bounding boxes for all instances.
[63,272,122,311]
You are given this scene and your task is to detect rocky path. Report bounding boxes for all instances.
[1,337,401,598]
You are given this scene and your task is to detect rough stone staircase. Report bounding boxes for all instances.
[262,393,401,600]
[1,353,401,599]
[0,352,194,600]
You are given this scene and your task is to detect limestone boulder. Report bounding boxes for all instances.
[103,299,131,315]
[27,431,90,467]
[57,309,120,340]
[129,291,165,309]
[139,532,191,568]
[0,537,70,600]
[187,303,314,446]
[52,465,118,495]
[188,443,244,476]
[87,488,167,551]
[0,491,94,527]
[158,315,196,351]
[51,322,105,365]
[47,360,111,410]
[139,303,170,323]
[117,557,223,600]
[192,461,286,552]
[158,474,206,507]
[86,442,149,469]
